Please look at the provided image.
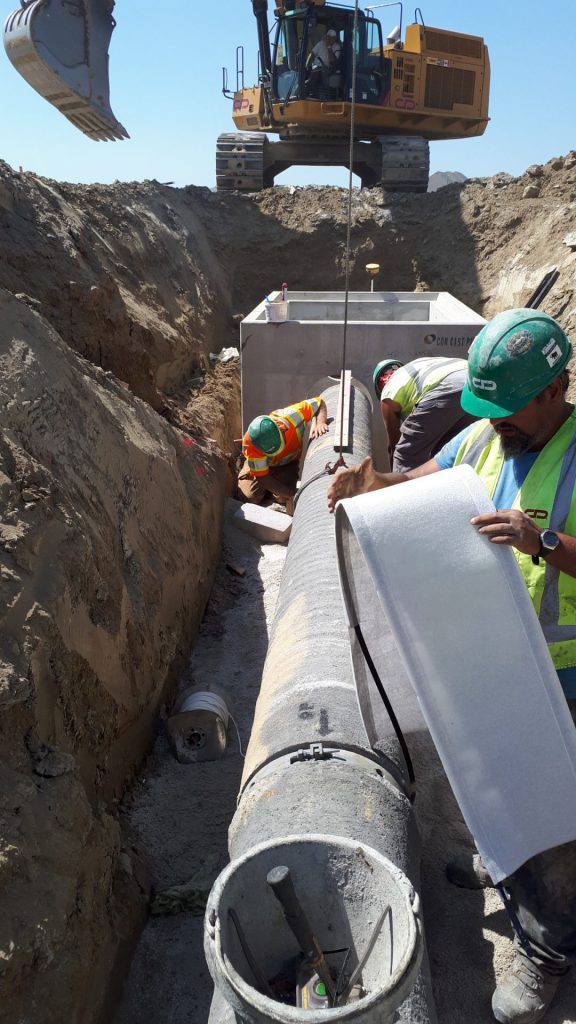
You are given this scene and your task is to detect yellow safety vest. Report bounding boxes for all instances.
[454,412,576,671]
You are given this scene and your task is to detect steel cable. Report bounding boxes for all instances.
[336,0,361,454]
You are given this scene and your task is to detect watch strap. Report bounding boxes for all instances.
[532,531,559,566]
[531,533,545,567]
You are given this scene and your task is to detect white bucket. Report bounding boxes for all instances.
[265,300,288,323]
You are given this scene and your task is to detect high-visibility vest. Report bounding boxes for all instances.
[381,357,467,418]
[242,398,321,477]
[454,412,576,670]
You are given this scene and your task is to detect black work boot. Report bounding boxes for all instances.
[492,950,561,1023]
[446,851,495,889]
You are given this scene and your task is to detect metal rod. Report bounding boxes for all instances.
[228,908,276,999]
[525,267,560,310]
[267,865,336,1000]
[336,904,391,1005]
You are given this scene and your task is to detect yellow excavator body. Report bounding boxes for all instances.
[219,7,489,193]
[233,23,489,142]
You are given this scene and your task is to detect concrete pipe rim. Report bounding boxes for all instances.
[205,833,423,1023]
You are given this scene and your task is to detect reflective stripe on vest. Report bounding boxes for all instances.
[269,412,306,466]
[280,409,306,432]
[404,357,467,398]
[454,413,576,670]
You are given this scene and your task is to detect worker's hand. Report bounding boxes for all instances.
[471,510,542,556]
[310,420,328,439]
[327,456,380,514]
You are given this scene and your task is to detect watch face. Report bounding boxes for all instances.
[541,530,560,552]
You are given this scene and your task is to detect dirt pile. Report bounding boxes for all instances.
[2,150,575,358]
[0,150,575,1024]
[241,150,576,334]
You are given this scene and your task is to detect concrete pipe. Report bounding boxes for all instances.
[207,381,437,1023]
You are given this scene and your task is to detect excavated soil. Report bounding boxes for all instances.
[0,151,575,1023]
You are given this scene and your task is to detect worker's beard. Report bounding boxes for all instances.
[494,425,535,458]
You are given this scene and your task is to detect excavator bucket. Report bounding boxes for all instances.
[3,0,128,141]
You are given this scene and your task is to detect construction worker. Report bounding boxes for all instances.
[306,27,342,98]
[239,396,328,514]
[328,309,576,1024]
[373,356,474,471]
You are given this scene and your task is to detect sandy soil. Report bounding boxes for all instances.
[115,504,285,1023]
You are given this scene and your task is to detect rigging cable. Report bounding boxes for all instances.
[336,0,361,456]
[337,7,416,794]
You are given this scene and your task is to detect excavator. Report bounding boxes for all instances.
[3,0,490,193]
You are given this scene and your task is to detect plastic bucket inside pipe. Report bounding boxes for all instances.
[204,834,422,1024]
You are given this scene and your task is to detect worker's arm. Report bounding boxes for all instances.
[310,399,328,439]
[265,471,297,500]
[380,398,402,456]
[471,511,576,578]
[327,455,440,514]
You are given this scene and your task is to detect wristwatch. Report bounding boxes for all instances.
[531,529,560,566]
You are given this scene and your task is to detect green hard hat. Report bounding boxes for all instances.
[461,309,572,418]
[373,358,403,398]
[247,415,283,454]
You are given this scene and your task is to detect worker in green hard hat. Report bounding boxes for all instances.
[328,308,576,1024]
[373,355,474,471]
[238,396,328,514]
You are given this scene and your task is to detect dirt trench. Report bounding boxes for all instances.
[0,153,575,1024]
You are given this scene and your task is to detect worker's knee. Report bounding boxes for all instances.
[237,475,266,504]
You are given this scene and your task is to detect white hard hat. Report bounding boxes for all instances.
[327,28,337,37]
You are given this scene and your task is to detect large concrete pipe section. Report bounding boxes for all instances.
[206,381,437,1024]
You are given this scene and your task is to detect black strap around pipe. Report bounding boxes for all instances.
[354,624,416,797]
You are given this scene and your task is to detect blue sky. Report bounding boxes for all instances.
[1,0,574,188]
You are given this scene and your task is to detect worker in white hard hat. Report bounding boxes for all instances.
[307,27,342,97]
[329,309,576,1024]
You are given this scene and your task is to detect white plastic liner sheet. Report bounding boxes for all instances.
[335,465,576,882]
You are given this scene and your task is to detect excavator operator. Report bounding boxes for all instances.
[306,27,342,99]
[328,308,576,1024]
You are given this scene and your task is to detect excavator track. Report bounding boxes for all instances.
[216,133,267,192]
[4,0,128,142]
[379,136,430,194]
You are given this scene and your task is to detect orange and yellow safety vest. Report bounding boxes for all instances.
[242,397,322,477]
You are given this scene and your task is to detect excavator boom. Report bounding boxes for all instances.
[3,0,128,141]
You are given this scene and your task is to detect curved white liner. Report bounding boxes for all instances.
[336,464,576,882]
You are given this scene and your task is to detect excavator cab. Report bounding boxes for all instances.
[272,6,388,107]
[3,0,128,141]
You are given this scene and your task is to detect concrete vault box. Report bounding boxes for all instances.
[240,290,485,464]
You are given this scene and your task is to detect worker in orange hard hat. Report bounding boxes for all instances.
[238,396,328,514]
